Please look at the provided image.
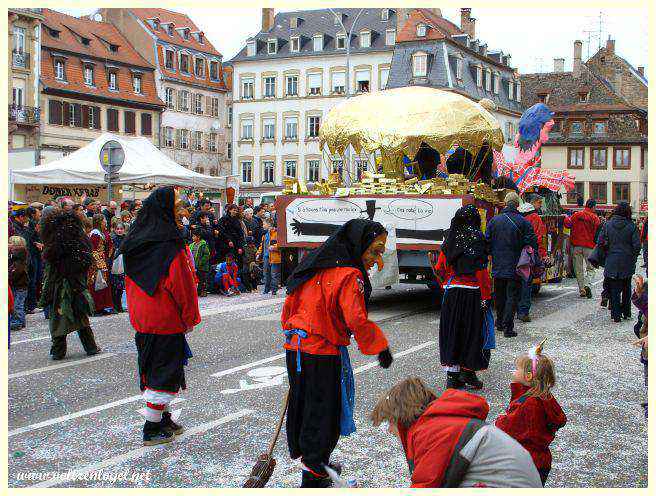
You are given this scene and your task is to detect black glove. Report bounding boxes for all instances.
[378,348,393,369]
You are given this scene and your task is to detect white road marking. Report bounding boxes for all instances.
[543,278,603,303]
[30,409,253,488]
[9,353,117,380]
[211,353,286,378]
[11,335,50,345]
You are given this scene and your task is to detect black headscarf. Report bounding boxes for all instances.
[42,211,93,279]
[441,204,488,275]
[285,219,387,305]
[120,186,185,296]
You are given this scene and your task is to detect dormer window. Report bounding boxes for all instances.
[313,34,323,52]
[197,32,204,44]
[210,60,219,80]
[108,71,118,91]
[417,24,427,37]
[385,29,396,46]
[49,27,60,38]
[81,37,90,46]
[290,16,301,29]
[109,44,118,52]
[476,65,483,88]
[179,53,190,73]
[54,59,65,81]
[516,81,521,102]
[290,36,300,53]
[508,80,514,100]
[485,68,492,91]
[194,57,205,78]
[455,56,464,80]
[537,93,550,104]
[578,91,589,103]
[381,9,389,21]
[336,33,346,50]
[334,12,345,25]
[153,19,160,30]
[133,74,142,94]
[493,72,500,94]
[166,24,174,37]
[360,30,371,48]
[165,48,175,70]
[412,52,428,78]
[84,65,94,86]
[183,29,190,40]
[246,40,256,57]
[267,39,278,55]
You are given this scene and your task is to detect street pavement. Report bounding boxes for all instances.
[8,268,648,488]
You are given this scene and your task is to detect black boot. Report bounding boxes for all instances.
[459,370,483,390]
[446,371,465,389]
[160,411,184,435]
[77,327,101,356]
[143,420,175,446]
[300,470,333,488]
[50,336,67,360]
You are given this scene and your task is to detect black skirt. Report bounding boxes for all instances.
[285,350,341,476]
[439,286,490,371]
[135,333,186,394]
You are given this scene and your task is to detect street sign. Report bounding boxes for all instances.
[99,140,125,174]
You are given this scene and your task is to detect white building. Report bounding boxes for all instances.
[229,8,402,200]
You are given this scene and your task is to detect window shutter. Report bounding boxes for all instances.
[63,102,71,125]
[175,129,181,148]
[206,95,212,115]
[82,105,90,128]
[93,107,101,129]
[49,100,62,125]
[141,113,152,136]
[73,104,82,127]
[177,91,182,110]
[124,111,135,134]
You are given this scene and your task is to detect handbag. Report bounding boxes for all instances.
[588,242,607,268]
[482,306,496,350]
[111,254,124,275]
[94,269,108,291]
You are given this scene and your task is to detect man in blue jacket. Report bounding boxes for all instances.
[486,192,538,337]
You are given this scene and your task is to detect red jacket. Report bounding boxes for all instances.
[399,389,490,487]
[281,266,389,356]
[126,247,201,335]
[9,286,14,314]
[495,382,567,470]
[564,207,601,249]
[434,251,492,301]
[525,212,547,259]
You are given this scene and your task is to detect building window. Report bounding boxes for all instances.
[286,75,299,96]
[133,75,142,94]
[55,60,65,80]
[108,71,118,91]
[308,73,322,95]
[263,160,275,183]
[87,106,94,129]
[412,53,427,78]
[48,100,63,125]
[291,36,300,52]
[166,24,174,37]
[360,30,371,48]
[210,61,219,80]
[208,132,217,152]
[124,111,135,134]
[285,160,297,178]
[570,121,583,135]
[485,69,492,91]
[493,73,500,94]
[81,66,93,86]
[107,108,119,132]
[336,33,346,50]
[591,147,607,169]
[182,29,190,40]
[505,122,516,143]
[508,80,514,100]
[578,91,589,103]
[612,182,631,204]
[313,34,323,51]
[242,78,254,99]
[193,131,203,151]
[308,159,320,182]
[227,106,232,127]
[180,54,190,73]
[454,57,463,80]
[263,118,275,140]
[381,9,389,21]
[355,69,370,93]
[516,81,521,102]
[355,159,367,181]
[416,24,426,37]
[13,26,26,53]
[178,90,190,112]
[380,67,389,90]
[567,182,584,204]
[194,58,205,78]
[12,87,23,107]
[194,93,203,114]
[165,49,175,70]
[141,113,152,136]
[264,76,276,98]
[590,182,607,204]
[211,97,219,117]
[331,72,346,94]
[568,147,584,168]
[537,93,549,104]
[641,146,647,170]
[476,66,483,87]
[385,29,396,46]
[164,127,174,147]
[285,117,298,140]
[68,103,80,127]
[246,40,256,57]
[180,129,190,149]
[613,147,631,169]
[593,121,607,135]
[267,39,277,54]
[241,161,253,183]
[165,87,175,109]
[308,116,321,138]
[241,119,253,140]
[332,159,344,178]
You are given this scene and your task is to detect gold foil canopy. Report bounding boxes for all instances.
[319,86,505,160]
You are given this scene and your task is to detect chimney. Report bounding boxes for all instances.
[573,40,582,78]
[638,66,645,77]
[606,36,615,54]
[460,8,476,39]
[554,58,565,72]
[262,8,274,32]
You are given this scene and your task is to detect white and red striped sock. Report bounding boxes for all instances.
[144,402,165,422]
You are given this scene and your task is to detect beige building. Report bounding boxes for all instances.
[9,8,44,169]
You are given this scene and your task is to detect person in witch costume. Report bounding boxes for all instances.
[121,186,201,446]
[281,218,394,488]
[435,204,492,390]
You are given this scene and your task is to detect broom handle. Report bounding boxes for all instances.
[267,388,290,457]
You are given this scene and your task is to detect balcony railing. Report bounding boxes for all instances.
[12,50,30,69]
[9,105,40,125]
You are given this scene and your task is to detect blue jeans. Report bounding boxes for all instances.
[263,260,281,294]
[517,278,533,317]
[26,255,42,312]
[10,289,27,329]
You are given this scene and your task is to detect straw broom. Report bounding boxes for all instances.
[243,388,290,488]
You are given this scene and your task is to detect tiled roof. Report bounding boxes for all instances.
[156,45,227,92]
[129,8,222,56]
[222,64,233,92]
[396,8,463,42]
[41,9,152,69]
[230,8,396,62]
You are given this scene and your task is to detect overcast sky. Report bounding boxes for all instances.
[61,6,648,74]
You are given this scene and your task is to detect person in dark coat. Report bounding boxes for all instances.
[485,192,538,338]
[597,202,641,322]
[218,204,245,260]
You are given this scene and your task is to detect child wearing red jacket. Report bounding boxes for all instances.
[495,342,567,486]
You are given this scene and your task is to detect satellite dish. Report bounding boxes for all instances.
[211,121,221,130]
[93,13,103,22]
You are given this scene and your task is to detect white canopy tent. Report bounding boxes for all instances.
[10,133,238,192]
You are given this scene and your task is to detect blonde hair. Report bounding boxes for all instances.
[9,236,26,248]
[516,353,556,398]
[371,377,437,429]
